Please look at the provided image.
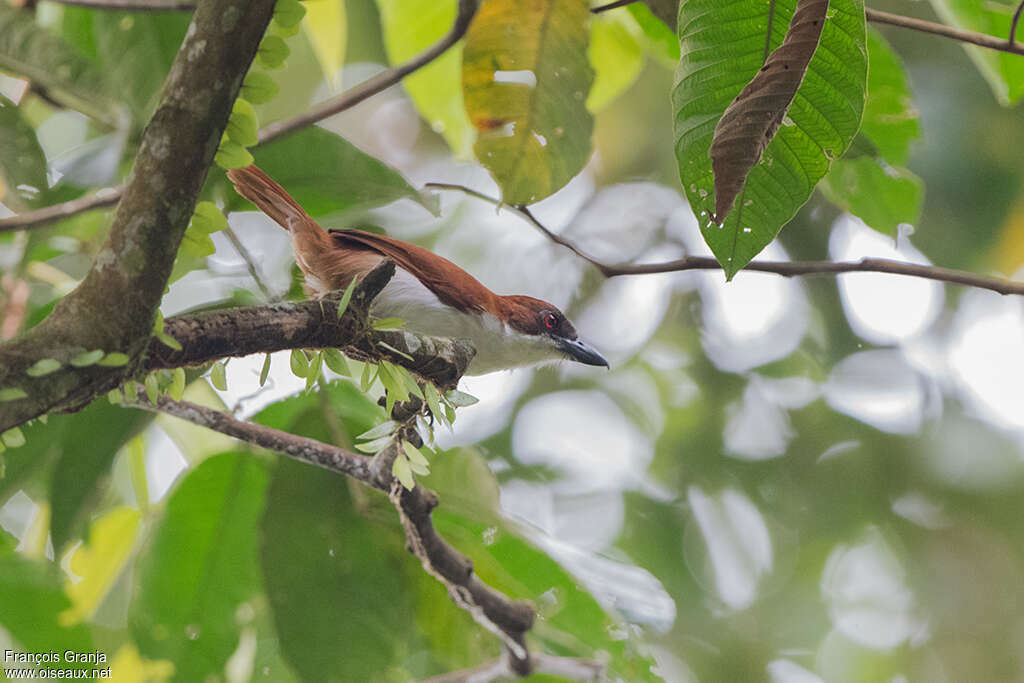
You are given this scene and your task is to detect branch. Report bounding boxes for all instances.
[131,393,538,678]
[257,0,478,145]
[425,183,1024,296]
[3,0,479,232]
[0,0,278,431]
[222,224,273,300]
[589,1,1024,57]
[145,262,475,388]
[866,8,1024,57]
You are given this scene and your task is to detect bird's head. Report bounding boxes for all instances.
[497,295,609,369]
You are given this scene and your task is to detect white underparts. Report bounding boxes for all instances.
[371,268,563,375]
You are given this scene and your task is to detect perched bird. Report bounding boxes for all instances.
[226,165,608,375]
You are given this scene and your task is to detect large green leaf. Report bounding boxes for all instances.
[0,99,47,212]
[260,457,414,682]
[132,453,269,683]
[860,28,920,165]
[0,551,95,670]
[928,0,1024,105]
[237,127,437,219]
[0,6,120,127]
[378,0,475,157]
[61,8,190,122]
[673,0,866,277]
[462,0,594,204]
[49,402,150,553]
[587,10,645,111]
[821,156,923,237]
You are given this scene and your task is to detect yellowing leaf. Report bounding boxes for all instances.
[108,643,175,683]
[462,0,595,204]
[378,0,474,156]
[303,0,347,88]
[60,506,141,626]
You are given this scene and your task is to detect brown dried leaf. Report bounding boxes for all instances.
[709,0,829,223]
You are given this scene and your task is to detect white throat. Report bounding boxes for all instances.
[370,268,562,375]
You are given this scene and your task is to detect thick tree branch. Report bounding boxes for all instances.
[2,0,479,233]
[426,183,1024,296]
[130,394,538,679]
[257,0,478,145]
[145,262,475,388]
[42,0,195,9]
[0,0,278,430]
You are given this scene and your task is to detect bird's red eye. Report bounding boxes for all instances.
[544,314,557,330]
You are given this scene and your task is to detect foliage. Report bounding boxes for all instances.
[1,0,1023,682]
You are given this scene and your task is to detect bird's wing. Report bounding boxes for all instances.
[328,230,494,314]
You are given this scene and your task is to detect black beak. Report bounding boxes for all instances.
[556,336,609,368]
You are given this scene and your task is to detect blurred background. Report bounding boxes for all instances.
[3,0,1024,680]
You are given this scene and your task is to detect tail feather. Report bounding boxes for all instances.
[226,165,317,234]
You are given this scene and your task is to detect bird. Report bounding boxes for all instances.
[226,165,608,375]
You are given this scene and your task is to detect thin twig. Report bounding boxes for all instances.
[40,0,195,9]
[258,0,478,145]
[132,393,538,678]
[3,0,479,233]
[421,653,605,683]
[425,182,1024,296]
[590,0,1024,57]
[1010,0,1024,46]
[0,187,121,233]
[865,8,1024,56]
[222,224,273,299]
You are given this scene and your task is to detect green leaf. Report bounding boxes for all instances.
[261,459,415,680]
[371,317,405,331]
[0,99,48,212]
[2,427,25,448]
[360,361,377,392]
[215,136,255,170]
[673,0,867,277]
[190,200,230,233]
[275,0,307,29]
[322,348,351,377]
[305,351,323,392]
[357,420,398,441]
[241,70,279,104]
[169,367,186,401]
[132,454,269,682]
[627,3,679,63]
[62,506,141,626]
[144,372,159,404]
[862,28,920,165]
[302,0,345,86]
[258,35,291,70]
[26,358,62,377]
[424,381,444,424]
[156,331,183,351]
[99,351,130,367]
[210,361,228,391]
[290,349,310,378]
[0,552,95,670]
[587,11,644,111]
[244,127,437,218]
[336,276,359,319]
[378,0,474,156]
[394,364,423,399]
[124,380,138,402]
[0,387,28,401]
[226,97,260,147]
[928,0,1024,105]
[377,340,415,362]
[259,353,273,386]
[392,453,415,489]
[444,389,479,407]
[354,435,395,454]
[462,0,595,204]
[402,440,430,472]
[821,157,923,237]
[70,349,105,367]
[48,401,150,553]
[61,9,190,122]
[0,5,121,127]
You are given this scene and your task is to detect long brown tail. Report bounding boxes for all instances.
[226,165,318,235]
